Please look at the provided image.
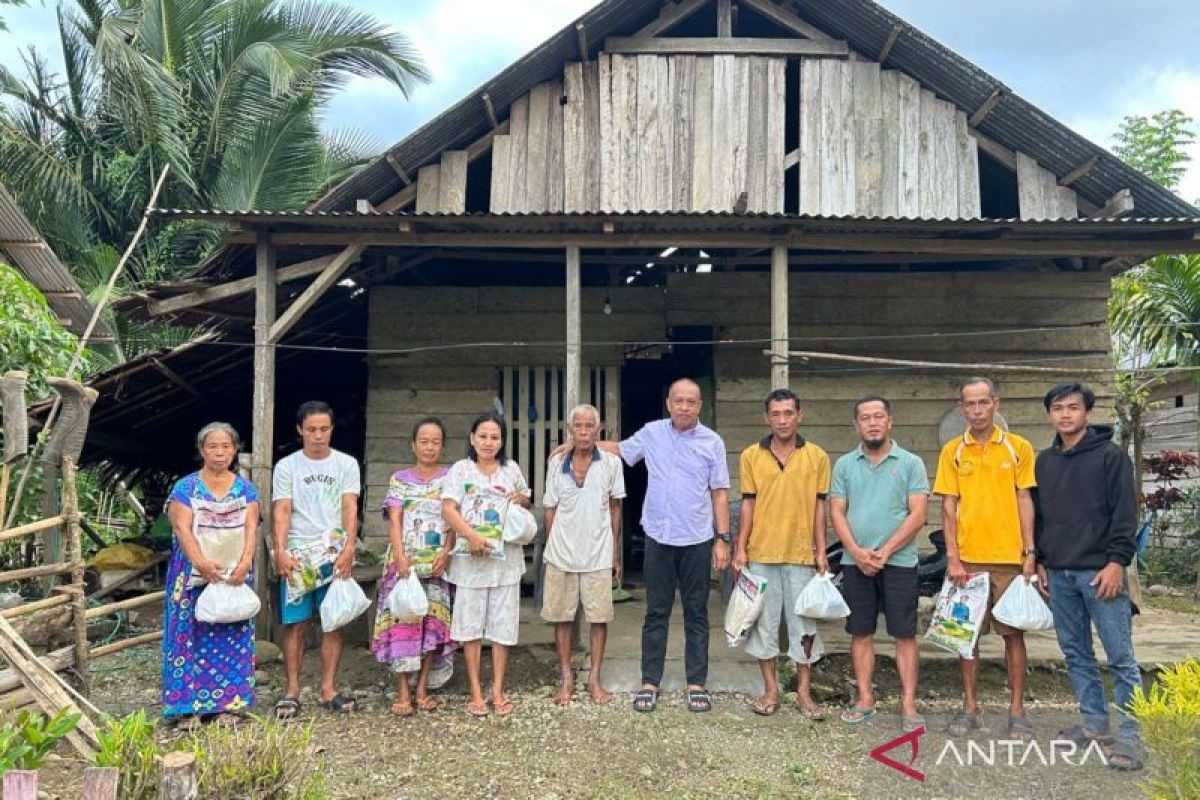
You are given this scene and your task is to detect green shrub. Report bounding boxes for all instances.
[1131,657,1200,799]
[0,708,81,774]
[187,715,328,799]
[95,710,161,799]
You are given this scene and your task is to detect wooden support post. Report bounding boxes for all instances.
[575,22,588,60]
[565,246,582,414]
[2,770,37,799]
[771,246,789,389]
[62,457,89,695]
[81,767,119,800]
[158,751,198,800]
[968,87,1004,127]
[878,23,902,63]
[717,0,733,37]
[268,243,365,343]
[252,230,276,641]
[481,93,499,129]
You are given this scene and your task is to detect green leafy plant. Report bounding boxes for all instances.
[1130,658,1200,799]
[95,710,162,800]
[0,709,81,774]
[188,715,328,799]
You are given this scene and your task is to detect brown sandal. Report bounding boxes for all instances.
[416,696,439,712]
[465,700,490,718]
[493,697,516,716]
[390,700,414,717]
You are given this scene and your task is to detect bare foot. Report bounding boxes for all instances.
[554,666,574,707]
[492,694,516,716]
[587,682,613,705]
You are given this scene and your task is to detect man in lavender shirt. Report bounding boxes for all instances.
[591,378,731,713]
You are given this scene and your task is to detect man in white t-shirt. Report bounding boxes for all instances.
[542,404,626,706]
[271,401,361,718]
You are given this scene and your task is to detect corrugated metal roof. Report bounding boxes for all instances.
[311,0,1199,220]
[0,183,114,341]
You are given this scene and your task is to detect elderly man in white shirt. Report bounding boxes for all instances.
[542,403,626,706]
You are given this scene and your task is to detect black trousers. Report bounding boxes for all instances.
[641,537,712,687]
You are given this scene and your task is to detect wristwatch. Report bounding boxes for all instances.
[1021,548,1036,557]
[716,532,732,544]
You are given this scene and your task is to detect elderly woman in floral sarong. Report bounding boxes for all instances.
[162,422,259,728]
[372,417,457,716]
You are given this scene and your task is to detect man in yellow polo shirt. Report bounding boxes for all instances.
[732,388,830,719]
[934,377,1037,741]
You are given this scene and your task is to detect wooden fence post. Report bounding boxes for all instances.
[62,457,90,695]
[1,770,38,799]
[80,767,119,800]
[158,751,198,800]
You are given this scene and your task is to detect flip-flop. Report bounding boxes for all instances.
[273,697,300,721]
[902,714,926,733]
[415,697,440,712]
[686,689,712,713]
[839,706,876,724]
[1007,714,1035,742]
[390,700,414,717]
[798,703,828,721]
[493,697,516,716]
[1055,724,1114,747]
[947,710,983,736]
[316,692,357,714]
[465,700,490,718]
[750,697,778,716]
[1106,740,1144,772]
[632,688,658,713]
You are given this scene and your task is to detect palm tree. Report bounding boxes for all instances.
[0,0,427,356]
[1111,254,1200,366]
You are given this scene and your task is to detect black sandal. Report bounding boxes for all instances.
[316,692,357,713]
[632,688,658,713]
[686,688,712,713]
[274,696,301,720]
[1106,740,1144,772]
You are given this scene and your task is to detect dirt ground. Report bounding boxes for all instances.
[32,634,1175,800]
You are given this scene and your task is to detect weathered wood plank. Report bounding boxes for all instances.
[508,94,530,211]
[525,82,553,212]
[711,55,736,211]
[613,54,639,211]
[729,56,751,208]
[547,78,565,212]
[955,113,981,219]
[744,56,769,211]
[438,150,468,213]
[851,60,883,217]
[691,56,715,211]
[879,70,900,217]
[669,55,696,210]
[819,59,855,215]
[1055,183,1079,219]
[598,53,617,211]
[636,55,670,211]
[414,164,440,213]
[931,97,959,218]
[894,71,921,218]
[564,63,589,211]
[1016,151,1048,220]
[797,58,822,214]
[489,135,512,213]
[764,57,787,213]
[603,37,849,57]
[581,64,601,211]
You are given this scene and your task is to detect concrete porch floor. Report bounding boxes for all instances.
[513,584,1200,693]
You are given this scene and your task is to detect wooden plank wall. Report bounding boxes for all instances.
[493,54,787,214]
[363,286,664,539]
[800,59,984,219]
[1016,152,1079,220]
[414,150,468,213]
[664,271,1114,499]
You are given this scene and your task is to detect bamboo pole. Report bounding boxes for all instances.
[0,514,68,543]
[0,562,76,583]
[85,590,165,620]
[0,646,72,694]
[781,349,1116,375]
[63,458,90,695]
[0,463,9,529]
[90,630,162,658]
[0,593,72,619]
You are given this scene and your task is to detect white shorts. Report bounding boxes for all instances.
[451,583,520,646]
[743,563,824,665]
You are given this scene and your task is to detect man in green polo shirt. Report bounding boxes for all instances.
[830,396,929,732]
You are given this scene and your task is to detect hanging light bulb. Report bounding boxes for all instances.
[603,294,613,315]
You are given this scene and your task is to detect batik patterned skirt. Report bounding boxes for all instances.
[161,544,256,717]
[371,565,456,687]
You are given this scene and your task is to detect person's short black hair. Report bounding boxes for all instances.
[411,416,447,442]
[852,395,892,419]
[295,400,334,426]
[1043,382,1095,411]
[763,388,800,411]
[466,411,508,464]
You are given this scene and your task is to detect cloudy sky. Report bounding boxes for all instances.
[3,0,1199,202]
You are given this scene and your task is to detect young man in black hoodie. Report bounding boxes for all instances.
[1034,382,1142,771]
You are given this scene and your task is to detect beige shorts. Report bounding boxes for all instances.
[450,583,520,646]
[962,561,1021,637]
[540,563,613,624]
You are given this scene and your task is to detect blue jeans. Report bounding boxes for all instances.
[1048,568,1143,743]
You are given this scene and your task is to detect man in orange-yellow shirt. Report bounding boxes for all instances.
[933,377,1037,741]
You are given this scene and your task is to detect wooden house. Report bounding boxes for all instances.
[70,0,1200,620]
